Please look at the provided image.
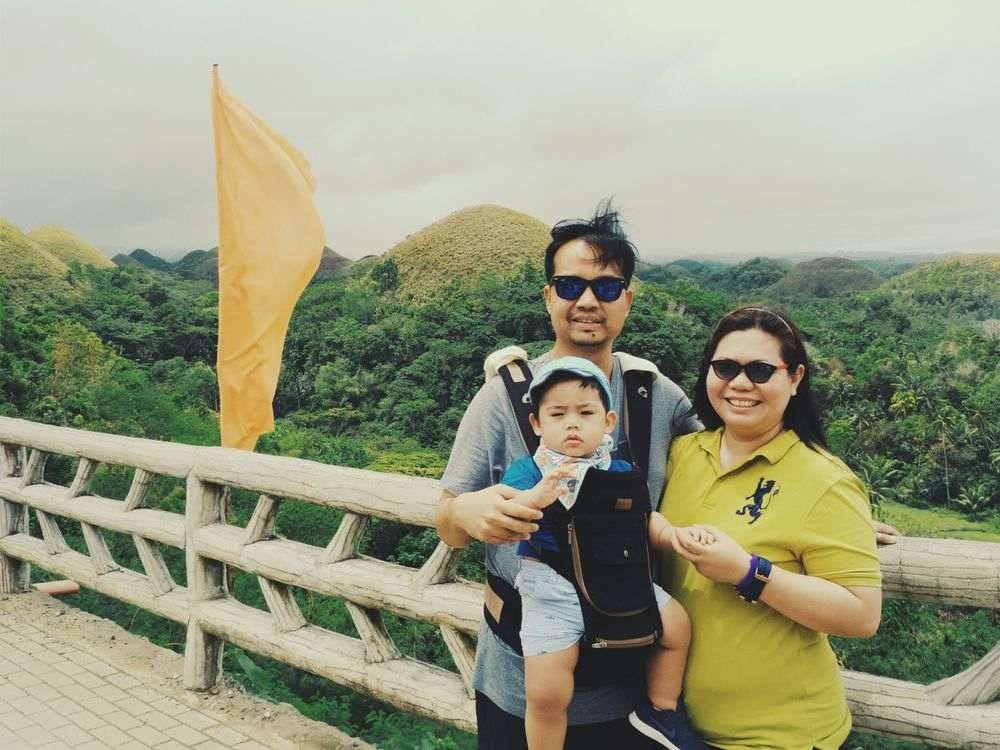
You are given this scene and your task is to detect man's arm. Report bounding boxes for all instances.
[435,487,542,548]
[874,521,901,545]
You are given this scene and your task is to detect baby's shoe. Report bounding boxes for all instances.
[628,697,708,749]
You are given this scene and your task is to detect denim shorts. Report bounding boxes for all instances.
[514,557,670,657]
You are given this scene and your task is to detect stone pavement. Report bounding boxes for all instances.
[0,592,371,749]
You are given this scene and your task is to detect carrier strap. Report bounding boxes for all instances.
[623,369,654,472]
[498,360,539,455]
[484,571,523,655]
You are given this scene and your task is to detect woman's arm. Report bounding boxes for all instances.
[672,527,882,638]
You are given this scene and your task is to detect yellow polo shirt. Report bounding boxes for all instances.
[659,428,881,750]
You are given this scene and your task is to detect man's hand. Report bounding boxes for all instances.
[874,520,901,546]
[437,486,543,547]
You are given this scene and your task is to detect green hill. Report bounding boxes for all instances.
[173,248,218,281]
[127,248,173,272]
[0,218,71,297]
[111,253,143,269]
[768,257,880,299]
[382,204,550,299]
[879,253,1000,318]
[170,245,350,284]
[313,247,353,280]
[28,225,114,269]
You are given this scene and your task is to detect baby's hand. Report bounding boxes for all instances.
[676,525,715,546]
[516,465,574,510]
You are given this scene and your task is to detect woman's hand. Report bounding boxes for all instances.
[672,524,751,585]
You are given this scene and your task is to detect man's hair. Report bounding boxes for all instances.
[690,305,826,448]
[532,371,611,413]
[544,198,638,284]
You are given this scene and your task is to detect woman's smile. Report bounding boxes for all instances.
[724,397,760,409]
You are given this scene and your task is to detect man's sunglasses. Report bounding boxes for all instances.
[709,359,788,384]
[550,276,628,302]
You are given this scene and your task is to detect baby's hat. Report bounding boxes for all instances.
[529,356,612,409]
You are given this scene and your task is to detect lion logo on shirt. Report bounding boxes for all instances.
[736,477,780,524]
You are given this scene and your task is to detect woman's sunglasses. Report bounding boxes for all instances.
[709,359,789,384]
[550,276,627,302]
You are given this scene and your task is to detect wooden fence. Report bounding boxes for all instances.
[0,416,997,748]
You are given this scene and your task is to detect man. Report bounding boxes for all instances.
[435,203,698,748]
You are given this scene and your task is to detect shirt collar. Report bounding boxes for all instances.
[696,427,801,469]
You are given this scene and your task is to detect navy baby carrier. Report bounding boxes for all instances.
[485,357,660,686]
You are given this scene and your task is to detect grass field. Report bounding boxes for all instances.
[879,500,1000,541]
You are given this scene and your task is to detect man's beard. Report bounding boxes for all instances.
[567,328,608,348]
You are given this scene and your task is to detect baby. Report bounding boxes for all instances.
[500,357,709,750]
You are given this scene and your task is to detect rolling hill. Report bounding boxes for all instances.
[117,245,354,284]
[767,257,880,299]
[382,204,550,299]
[878,252,1000,318]
[27,225,114,269]
[0,219,71,297]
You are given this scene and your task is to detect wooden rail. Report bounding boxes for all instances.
[0,416,997,747]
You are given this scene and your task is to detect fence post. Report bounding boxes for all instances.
[183,474,227,690]
[0,444,29,593]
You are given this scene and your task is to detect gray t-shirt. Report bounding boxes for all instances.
[440,351,699,724]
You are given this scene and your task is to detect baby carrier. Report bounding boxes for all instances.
[484,351,660,685]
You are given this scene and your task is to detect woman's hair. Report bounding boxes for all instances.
[691,305,826,448]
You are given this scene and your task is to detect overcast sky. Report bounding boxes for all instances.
[2,1,998,261]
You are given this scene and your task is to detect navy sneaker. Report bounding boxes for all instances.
[628,698,708,749]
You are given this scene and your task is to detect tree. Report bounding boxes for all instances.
[371,259,400,294]
[50,322,114,399]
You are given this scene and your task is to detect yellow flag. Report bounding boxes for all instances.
[212,66,325,450]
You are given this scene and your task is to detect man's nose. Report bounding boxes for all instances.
[575,284,599,307]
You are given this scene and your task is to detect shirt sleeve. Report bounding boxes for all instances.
[499,456,540,491]
[799,476,882,588]
[670,395,702,436]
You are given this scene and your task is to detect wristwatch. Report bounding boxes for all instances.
[735,554,772,603]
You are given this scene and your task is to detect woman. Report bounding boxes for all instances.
[656,306,882,750]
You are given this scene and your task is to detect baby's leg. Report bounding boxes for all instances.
[646,590,691,711]
[515,559,586,750]
[524,644,579,749]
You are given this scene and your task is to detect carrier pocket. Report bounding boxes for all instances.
[569,513,653,616]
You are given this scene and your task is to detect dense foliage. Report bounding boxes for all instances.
[1,251,997,749]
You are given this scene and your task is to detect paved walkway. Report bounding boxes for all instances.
[0,592,370,749]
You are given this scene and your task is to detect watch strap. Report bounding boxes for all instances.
[735,554,772,603]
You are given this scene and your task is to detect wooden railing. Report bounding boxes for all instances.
[0,416,997,748]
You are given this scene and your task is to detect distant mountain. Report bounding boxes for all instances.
[0,219,71,297]
[152,245,352,284]
[314,247,353,280]
[27,225,114,269]
[127,248,173,272]
[173,248,219,281]
[111,253,143,268]
[662,249,946,266]
[767,257,880,299]
[382,204,550,299]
